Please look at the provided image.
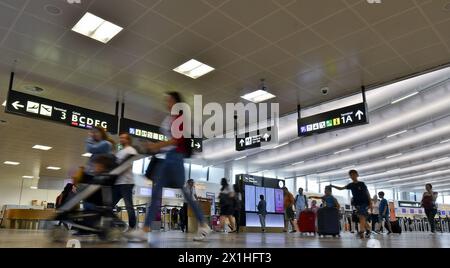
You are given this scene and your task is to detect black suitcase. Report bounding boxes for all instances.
[317,207,340,237]
[386,220,402,234]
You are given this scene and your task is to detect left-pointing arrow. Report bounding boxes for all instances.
[12,101,24,110]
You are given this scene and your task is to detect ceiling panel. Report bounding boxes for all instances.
[351,0,417,25]
[220,29,270,56]
[311,9,366,42]
[276,28,324,56]
[220,0,279,26]
[153,0,212,26]
[333,27,384,56]
[246,45,292,68]
[108,30,158,57]
[13,13,66,44]
[0,0,27,10]
[286,0,347,25]
[165,30,214,56]
[190,11,242,43]
[129,10,183,43]
[0,3,19,28]
[249,10,302,42]
[88,0,148,27]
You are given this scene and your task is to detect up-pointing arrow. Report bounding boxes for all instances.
[262,133,270,141]
[12,101,24,110]
[239,139,245,147]
[355,110,364,120]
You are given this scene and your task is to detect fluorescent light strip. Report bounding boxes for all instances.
[72,12,123,43]
[440,139,450,144]
[386,153,402,159]
[234,156,247,161]
[22,176,34,179]
[173,59,215,79]
[4,161,20,165]
[82,153,92,157]
[272,142,289,149]
[46,166,61,170]
[387,130,407,138]
[433,157,450,162]
[30,186,38,190]
[334,148,350,154]
[241,90,276,103]
[32,145,52,151]
[1,101,5,107]
[391,92,419,104]
[342,165,356,170]
[291,161,304,166]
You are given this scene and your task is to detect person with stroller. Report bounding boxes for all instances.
[132,92,211,242]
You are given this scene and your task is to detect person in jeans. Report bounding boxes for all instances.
[421,183,439,234]
[113,133,137,231]
[257,195,267,232]
[332,170,372,239]
[370,195,380,233]
[282,187,296,233]
[377,191,392,234]
[294,187,308,221]
[131,92,211,242]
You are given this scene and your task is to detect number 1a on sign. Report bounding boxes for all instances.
[341,115,353,124]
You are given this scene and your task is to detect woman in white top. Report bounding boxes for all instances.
[370,195,380,233]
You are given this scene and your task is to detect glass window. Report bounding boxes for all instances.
[307,177,319,193]
[443,195,450,205]
[190,164,207,182]
[378,188,394,201]
[209,167,225,183]
[285,179,295,194]
[296,177,306,191]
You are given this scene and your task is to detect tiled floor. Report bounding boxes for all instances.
[1,229,449,248]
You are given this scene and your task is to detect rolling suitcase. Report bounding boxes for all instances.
[298,210,316,234]
[317,207,340,237]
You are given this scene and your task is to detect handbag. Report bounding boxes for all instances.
[145,155,161,181]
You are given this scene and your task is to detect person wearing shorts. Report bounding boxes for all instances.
[332,170,372,239]
[283,187,296,233]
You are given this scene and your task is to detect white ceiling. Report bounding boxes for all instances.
[1,0,450,192]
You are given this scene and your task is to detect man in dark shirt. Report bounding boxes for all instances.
[332,170,372,239]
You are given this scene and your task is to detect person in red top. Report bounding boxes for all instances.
[283,187,296,233]
[129,92,210,242]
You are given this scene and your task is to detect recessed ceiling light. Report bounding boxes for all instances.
[234,156,247,161]
[72,12,123,43]
[241,90,276,103]
[387,130,407,138]
[173,59,215,79]
[30,186,38,190]
[22,176,34,179]
[4,161,20,166]
[391,92,418,104]
[47,166,61,170]
[32,145,52,151]
[334,148,350,155]
[1,101,6,107]
[386,153,402,159]
[82,153,92,157]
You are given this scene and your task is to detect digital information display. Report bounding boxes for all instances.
[5,90,118,133]
[275,189,284,213]
[245,185,256,212]
[298,102,368,136]
[245,185,283,214]
[265,188,275,213]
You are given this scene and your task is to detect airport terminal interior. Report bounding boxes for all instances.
[1,0,450,249]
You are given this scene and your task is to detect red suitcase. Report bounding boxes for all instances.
[298,210,316,234]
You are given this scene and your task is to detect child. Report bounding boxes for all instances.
[377,191,393,234]
[322,186,340,209]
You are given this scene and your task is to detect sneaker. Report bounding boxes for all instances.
[125,229,149,242]
[193,225,211,241]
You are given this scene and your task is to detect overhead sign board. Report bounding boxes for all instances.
[5,90,118,133]
[235,128,273,151]
[120,118,203,152]
[297,102,368,136]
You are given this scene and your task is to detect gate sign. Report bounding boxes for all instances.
[297,102,368,136]
[120,118,203,152]
[5,90,118,133]
[235,129,272,151]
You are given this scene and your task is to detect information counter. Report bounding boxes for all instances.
[2,209,56,229]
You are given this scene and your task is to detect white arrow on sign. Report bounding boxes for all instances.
[239,139,245,147]
[262,133,270,142]
[12,101,24,110]
[355,110,364,120]
[195,142,201,149]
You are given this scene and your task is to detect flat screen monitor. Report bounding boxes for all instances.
[265,188,275,213]
[245,185,256,212]
[274,189,284,213]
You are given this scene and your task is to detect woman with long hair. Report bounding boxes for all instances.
[85,126,115,174]
[218,178,236,233]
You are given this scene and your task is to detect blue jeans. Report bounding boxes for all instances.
[144,151,205,227]
[113,184,136,229]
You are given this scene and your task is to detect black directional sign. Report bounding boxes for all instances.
[120,118,203,152]
[297,102,368,137]
[235,128,273,152]
[5,90,118,134]
[120,118,168,142]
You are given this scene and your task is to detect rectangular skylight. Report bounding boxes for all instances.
[22,176,34,179]
[47,166,61,170]
[391,92,419,104]
[4,161,20,165]
[241,90,276,103]
[30,186,38,190]
[72,12,123,43]
[173,59,215,79]
[440,139,450,144]
[32,145,52,151]
[82,153,92,157]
